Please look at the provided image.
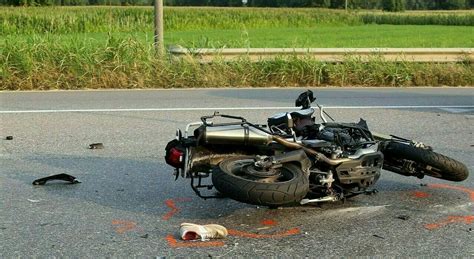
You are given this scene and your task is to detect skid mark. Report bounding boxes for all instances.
[228,228,300,238]
[428,184,474,201]
[424,215,474,230]
[412,191,430,198]
[165,235,225,248]
[261,219,277,226]
[112,220,137,234]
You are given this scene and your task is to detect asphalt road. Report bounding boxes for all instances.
[1,88,473,257]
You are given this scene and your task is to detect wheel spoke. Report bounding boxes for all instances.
[224,159,294,183]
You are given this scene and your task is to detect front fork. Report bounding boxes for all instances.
[372,132,432,151]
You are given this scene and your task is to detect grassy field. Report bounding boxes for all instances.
[1,7,473,90]
[166,26,474,48]
[4,25,473,49]
[1,7,473,35]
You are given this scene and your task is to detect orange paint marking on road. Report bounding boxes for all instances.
[261,219,277,226]
[228,227,300,238]
[162,198,192,220]
[424,215,474,230]
[111,220,137,234]
[412,191,430,198]
[165,235,225,248]
[162,199,179,221]
[428,184,474,201]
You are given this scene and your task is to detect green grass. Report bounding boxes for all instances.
[0,7,361,34]
[1,7,473,35]
[1,34,472,90]
[4,25,473,48]
[167,25,474,48]
[1,7,473,89]
[1,6,473,48]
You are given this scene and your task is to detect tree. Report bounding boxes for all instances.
[311,0,330,7]
[354,0,379,9]
[406,0,426,10]
[445,0,467,9]
[382,0,405,11]
[394,0,405,10]
[382,0,394,11]
[330,0,345,8]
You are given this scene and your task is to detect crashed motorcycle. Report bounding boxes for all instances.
[165,91,469,206]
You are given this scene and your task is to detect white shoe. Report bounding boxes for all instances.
[180,222,228,241]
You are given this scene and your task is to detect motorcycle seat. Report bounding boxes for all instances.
[290,108,315,118]
[268,108,315,129]
[269,108,315,120]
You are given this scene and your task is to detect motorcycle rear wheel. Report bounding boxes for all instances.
[383,142,469,182]
[212,156,309,206]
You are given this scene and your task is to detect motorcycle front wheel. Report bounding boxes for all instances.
[212,156,309,206]
[383,142,469,182]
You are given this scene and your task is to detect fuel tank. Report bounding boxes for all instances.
[203,125,272,146]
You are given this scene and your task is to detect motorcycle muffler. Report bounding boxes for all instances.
[203,124,273,146]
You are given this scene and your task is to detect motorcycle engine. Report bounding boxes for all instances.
[305,124,383,190]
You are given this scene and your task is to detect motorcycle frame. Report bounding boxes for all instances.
[177,103,378,199]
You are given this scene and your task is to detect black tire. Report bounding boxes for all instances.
[212,156,309,206]
[383,142,469,182]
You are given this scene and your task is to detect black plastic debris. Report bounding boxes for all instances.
[140,234,149,239]
[32,173,81,185]
[372,234,385,239]
[89,143,104,149]
[397,215,410,220]
[5,136,13,140]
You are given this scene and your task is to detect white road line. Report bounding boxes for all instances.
[438,108,474,113]
[0,105,473,114]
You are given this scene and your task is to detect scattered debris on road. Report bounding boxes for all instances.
[5,136,13,140]
[140,234,149,239]
[32,173,81,185]
[27,199,41,203]
[88,143,104,149]
[397,215,410,220]
[372,234,385,239]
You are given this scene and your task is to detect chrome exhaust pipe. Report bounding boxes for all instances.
[272,136,351,166]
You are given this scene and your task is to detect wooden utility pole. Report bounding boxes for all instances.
[154,0,164,54]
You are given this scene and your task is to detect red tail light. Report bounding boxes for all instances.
[168,147,184,168]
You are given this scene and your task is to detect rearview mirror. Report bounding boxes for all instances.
[295,90,316,109]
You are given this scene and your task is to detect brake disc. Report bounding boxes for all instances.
[243,165,280,182]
